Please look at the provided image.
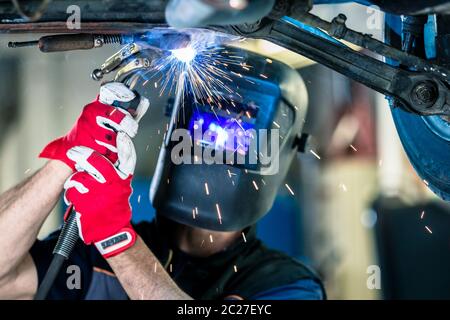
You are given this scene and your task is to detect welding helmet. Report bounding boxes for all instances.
[149,48,308,231]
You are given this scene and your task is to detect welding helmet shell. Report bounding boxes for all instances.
[149,49,308,231]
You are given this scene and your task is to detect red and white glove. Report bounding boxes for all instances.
[40,82,149,170]
[63,132,137,258]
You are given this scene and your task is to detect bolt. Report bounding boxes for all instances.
[331,14,348,38]
[336,14,347,24]
[411,81,438,108]
[91,69,104,81]
[94,38,103,47]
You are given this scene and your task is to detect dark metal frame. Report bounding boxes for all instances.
[1,0,450,116]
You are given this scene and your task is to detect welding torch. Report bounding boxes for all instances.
[32,31,191,300]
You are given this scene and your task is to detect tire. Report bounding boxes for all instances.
[385,14,450,201]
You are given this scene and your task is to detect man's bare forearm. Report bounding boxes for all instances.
[107,236,192,300]
[0,160,72,279]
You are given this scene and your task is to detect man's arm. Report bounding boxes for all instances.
[106,236,192,300]
[0,83,148,300]
[0,160,71,298]
[62,141,191,300]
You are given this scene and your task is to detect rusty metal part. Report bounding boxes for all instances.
[0,22,167,34]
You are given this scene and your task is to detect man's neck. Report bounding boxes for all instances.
[174,224,242,258]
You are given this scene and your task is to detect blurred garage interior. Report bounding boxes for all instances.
[0,2,449,300]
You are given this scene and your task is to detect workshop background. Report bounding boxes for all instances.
[0,3,449,299]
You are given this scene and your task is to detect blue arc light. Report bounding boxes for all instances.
[170,46,197,64]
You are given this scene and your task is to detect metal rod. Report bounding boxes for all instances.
[7,40,38,48]
[268,20,400,95]
[294,12,450,82]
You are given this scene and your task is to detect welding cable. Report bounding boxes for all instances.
[34,210,79,300]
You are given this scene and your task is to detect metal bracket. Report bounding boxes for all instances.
[217,13,450,116]
[114,57,150,83]
[92,43,143,80]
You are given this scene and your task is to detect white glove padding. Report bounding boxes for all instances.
[99,82,150,123]
[66,132,136,181]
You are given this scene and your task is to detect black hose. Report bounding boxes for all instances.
[34,209,79,300]
[34,253,65,300]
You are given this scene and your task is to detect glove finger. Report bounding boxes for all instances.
[63,176,88,207]
[96,111,138,138]
[71,147,122,181]
[116,132,136,178]
[134,96,150,123]
[94,136,118,154]
[85,99,138,137]
[99,82,136,105]
[64,173,90,193]
[67,147,108,183]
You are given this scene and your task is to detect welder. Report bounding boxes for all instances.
[0,51,325,300]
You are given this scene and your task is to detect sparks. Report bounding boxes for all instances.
[171,46,197,64]
[252,180,259,190]
[310,150,321,160]
[420,211,425,219]
[425,226,433,234]
[233,265,238,273]
[136,30,243,110]
[205,182,210,195]
[350,144,358,152]
[209,234,214,243]
[216,203,223,224]
[285,183,295,196]
[241,232,247,243]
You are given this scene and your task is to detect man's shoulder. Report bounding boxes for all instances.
[223,240,324,299]
[241,241,319,280]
